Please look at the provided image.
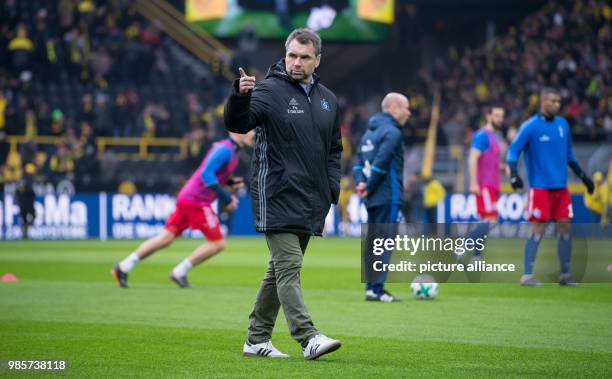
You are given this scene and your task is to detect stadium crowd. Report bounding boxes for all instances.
[429,0,612,144]
[0,0,230,189]
[0,0,610,198]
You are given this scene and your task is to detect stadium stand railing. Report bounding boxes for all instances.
[135,0,234,81]
[7,135,188,161]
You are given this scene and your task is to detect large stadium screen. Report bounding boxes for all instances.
[186,0,394,41]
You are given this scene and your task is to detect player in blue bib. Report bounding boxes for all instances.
[506,88,594,286]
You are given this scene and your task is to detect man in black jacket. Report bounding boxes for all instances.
[224,28,342,360]
[17,170,36,240]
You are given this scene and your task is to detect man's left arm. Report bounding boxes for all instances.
[566,126,594,194]
[327,107,343,204]
[201,145,234,204]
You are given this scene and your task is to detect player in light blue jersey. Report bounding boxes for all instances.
[506,88,594,286]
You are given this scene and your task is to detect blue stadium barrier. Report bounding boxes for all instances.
[0,192,597,240]
[0,192,257,240]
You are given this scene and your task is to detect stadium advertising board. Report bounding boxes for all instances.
[0,193,100,240]
[109,193,176,239]
[0,192,596,240]
[443,192,593,223]
[0,193,257,240]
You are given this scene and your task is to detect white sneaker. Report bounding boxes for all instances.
[243,340,289,358]
[303,334,341,360]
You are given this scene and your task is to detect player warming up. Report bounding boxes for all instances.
[506,88,594,287]
[463,106,505,262]
[112,131,255,288]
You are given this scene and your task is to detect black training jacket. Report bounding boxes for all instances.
[224,59,342,236]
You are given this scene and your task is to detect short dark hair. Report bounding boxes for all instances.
[540,87,560,98]
[485,104,503,115]
[285,28,322,55]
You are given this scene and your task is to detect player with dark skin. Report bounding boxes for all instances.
[508,89,594,286]
[529,93,569,240]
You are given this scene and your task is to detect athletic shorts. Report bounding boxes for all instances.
[476,186,499,219]
[527,188,572,222]
[165,203,223,241]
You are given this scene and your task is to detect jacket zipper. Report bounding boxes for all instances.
[285,77,324,235]
[298,81,318,234]
[306,87,317,234]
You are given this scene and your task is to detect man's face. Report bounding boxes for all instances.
[285,39,320,83]
[541,93,561,116]
[391,98,411,126]
[488,108,505,128]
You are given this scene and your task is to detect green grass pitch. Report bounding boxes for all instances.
[1,238,611,377]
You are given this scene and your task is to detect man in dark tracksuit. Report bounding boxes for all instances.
[224,29,342,360]
[353,93,411,302]
[17,172,36,240]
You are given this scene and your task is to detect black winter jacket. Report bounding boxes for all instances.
[224,60,342,235]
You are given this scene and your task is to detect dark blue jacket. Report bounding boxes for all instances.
[353,112,404,208]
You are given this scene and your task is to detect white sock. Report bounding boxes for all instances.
[173,259,193,277]
[119,253,140,273]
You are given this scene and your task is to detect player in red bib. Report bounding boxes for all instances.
[461,106,505,262]
[112,131,255,288]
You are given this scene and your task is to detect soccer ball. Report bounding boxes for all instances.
[410,275,439,300]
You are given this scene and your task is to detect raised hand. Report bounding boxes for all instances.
[238,67,256,94]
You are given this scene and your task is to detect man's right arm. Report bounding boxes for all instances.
[224,76,272,134]
[468,148,481,194]
[506,123,530,165]
[468,132,488,194]
[506,123,531,190]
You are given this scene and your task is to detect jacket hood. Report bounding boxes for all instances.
[368,112,400,130]
[266,59,320,85]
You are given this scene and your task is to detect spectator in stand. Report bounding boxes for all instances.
[58,0,75,35]
[138,23,161,83]
[74,121,98,181]
[111,93,132,137]
[137,103,170,138]
[33,9,60,83]
[89,46,112,88]
[8,24,34,77]
[37,102,52,136]
[50,140,75,182]
[24,108,37,138]
[50,109,66,136]
[79,93,94,124]
[93,93,111,137]
[17,167,36,239]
